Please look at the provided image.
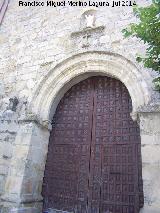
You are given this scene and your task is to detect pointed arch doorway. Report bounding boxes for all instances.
[42,76,144,213]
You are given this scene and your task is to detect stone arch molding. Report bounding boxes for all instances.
[29,51,150,127]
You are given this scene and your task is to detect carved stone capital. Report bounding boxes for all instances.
[18,112,52,131]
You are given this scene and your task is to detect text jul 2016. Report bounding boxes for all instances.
[18,1,137,7]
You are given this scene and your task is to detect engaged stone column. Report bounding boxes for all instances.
[139,111,160,213]
[1,120,51,213]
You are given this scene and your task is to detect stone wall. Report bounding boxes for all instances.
[0,0,160,212]
[0,0,154,104]
[139,110,160,213]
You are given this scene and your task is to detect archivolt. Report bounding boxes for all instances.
[28,51,151,126]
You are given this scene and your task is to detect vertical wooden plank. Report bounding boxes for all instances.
[42,78,94,213]
[92,77,144,213]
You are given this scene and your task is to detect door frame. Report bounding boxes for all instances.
[2,52,160,213]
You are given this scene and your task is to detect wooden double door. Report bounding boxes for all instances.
[42,76,144,213]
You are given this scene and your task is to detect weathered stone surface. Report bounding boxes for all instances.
[0,0,160,212]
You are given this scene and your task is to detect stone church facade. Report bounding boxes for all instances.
[0,0,160,213]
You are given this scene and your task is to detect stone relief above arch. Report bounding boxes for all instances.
[71,9,105,49]
[80,9,97,29]
[28,51,151,127]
